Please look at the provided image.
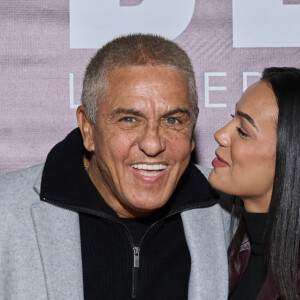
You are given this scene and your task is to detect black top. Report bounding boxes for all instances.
[230,209,268,300]
[40,128,218,300]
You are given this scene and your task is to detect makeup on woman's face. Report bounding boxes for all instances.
[209,81,278,213]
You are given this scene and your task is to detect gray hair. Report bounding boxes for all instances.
[81,34,198,123]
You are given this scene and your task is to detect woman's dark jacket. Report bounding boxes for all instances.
[228,233,300,299]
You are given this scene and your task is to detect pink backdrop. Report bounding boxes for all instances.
[1,0,300,175]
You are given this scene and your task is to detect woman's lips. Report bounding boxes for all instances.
[211,154,229,168]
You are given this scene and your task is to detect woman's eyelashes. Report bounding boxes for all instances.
[236,127,249,138]
[231,114,250,138]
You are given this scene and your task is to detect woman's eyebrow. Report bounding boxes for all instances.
[236,110,259,131]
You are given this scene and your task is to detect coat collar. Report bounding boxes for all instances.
[30,200,83,300]
[182,205,229,299]
[32,177,228,300]
[31,164,228,300]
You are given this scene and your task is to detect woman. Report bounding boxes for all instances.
[209,67,300,299]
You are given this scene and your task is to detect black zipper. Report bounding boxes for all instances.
[116,221,140,299]
[132,246,140,298]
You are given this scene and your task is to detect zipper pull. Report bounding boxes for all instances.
[132,247,140,298]
[133,246,140,268]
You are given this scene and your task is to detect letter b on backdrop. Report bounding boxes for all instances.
[232,0,300,47]
[70,0,195,49]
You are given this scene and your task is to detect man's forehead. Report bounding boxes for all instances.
[105,66,188,98]
[107,64,188,83]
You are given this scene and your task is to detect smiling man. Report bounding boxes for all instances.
[78,64,194,218]
[0,34,230,300]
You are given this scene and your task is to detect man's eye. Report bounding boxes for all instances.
[166,118,179,125]
[121,117,135,123]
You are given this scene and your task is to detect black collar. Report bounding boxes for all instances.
[40,128,218,220]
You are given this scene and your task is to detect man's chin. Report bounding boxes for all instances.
[120,194,170,218]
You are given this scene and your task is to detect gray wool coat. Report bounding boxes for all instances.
[0,164,232,300]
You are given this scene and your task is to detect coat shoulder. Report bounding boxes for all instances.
[0,164,43,207]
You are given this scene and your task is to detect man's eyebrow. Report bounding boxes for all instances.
[162,108,191,118]
[111,108,144,117]
[236,110,259,131]
[111,108,191,118]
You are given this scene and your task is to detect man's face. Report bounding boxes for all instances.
[78,65,195,218]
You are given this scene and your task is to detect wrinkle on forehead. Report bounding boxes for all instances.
[106,66,190,118]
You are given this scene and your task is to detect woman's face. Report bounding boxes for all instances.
[209,81,278,212]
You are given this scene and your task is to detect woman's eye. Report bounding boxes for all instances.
[236,127,249,138]
[166,118,179,125]
[230,114,235,118]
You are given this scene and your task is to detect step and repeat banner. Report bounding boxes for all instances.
[1,0,300,175]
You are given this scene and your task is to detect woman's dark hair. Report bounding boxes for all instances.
[231,67,300,299]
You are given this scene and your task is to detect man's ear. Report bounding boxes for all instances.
[191,139,195,152]
[77,105,95,152]
[193,108,199,128]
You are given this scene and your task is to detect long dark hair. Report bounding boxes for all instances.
[231,67,300,299]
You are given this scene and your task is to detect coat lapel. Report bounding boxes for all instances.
[30,201,84,300]
[182,205,229,300]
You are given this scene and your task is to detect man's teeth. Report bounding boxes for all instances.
[131,164,167,171]
[131,164,167,177]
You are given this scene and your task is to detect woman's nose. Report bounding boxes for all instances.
[214,123,231,147]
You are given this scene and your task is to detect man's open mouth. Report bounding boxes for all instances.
[131,164,167,177]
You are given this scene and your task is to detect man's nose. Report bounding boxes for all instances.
[138,124,166,156]
[214,123,231,147]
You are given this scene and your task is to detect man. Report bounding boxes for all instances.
[0,34,230,299]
